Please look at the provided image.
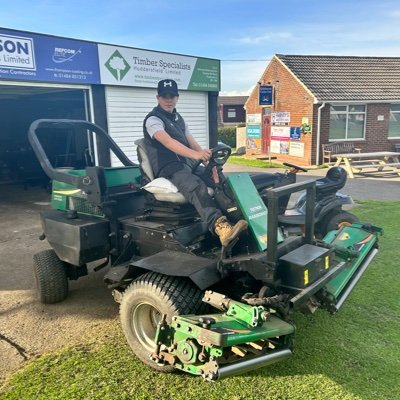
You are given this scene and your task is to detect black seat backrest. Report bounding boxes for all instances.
[315,167,347,199]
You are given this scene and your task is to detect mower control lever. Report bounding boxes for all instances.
[283,162,308,173]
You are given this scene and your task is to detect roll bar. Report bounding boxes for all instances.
[28,119,136,187]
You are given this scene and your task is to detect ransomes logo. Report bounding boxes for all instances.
[105,50,130,81]
[0,33,35,70]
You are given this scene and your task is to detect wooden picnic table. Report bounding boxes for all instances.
[333,151,400,178]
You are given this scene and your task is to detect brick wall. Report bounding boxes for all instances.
[365,104,395,151]
[246,57,315,165]
[319,103,400,162]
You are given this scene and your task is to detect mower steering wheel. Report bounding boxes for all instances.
[283,162,308,173]
[192,144,232,175]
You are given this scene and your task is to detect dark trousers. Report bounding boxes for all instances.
[161,164,222,230]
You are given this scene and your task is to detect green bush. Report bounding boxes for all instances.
[217,127,236,147]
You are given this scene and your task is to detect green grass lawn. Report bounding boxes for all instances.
[1,201,399,400]
[227,155,284,169]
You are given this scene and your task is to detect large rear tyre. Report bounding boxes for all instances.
[120,272,205,372]
[33,249,69,304]
[323,211,359,235]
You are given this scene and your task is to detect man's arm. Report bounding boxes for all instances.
[153,130,211,162]
[186,134,203,152]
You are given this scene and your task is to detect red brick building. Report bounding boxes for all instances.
[245,55,400,165]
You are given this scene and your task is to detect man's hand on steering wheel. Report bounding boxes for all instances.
[192,144,231,176]
[197,148,212,163]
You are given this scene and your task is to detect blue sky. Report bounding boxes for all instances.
[3,0,400,94]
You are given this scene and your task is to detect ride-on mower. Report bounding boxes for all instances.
[29,119,382,381]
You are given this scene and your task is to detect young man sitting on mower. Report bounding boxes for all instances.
[143,79,247,247]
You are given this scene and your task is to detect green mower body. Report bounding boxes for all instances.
[28,119,382,381]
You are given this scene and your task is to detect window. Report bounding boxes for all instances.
[389,104,400,138]
[329,104,366,140]
[227,108,236,119]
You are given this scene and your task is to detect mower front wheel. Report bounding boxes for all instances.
[323,211,359,235]
[33,249,69,304]
[120,272,205,372]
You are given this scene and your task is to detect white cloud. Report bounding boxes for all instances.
[386,9,400,17]
[238,32,292,45]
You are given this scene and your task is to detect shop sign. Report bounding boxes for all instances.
[259,85,273,105]
[272,112,290,125]
[270,139,289,155]
[0,28,100,84]
[246,125,261,138]
[271,126,290,140]
[246,113,262,124]
[289,142,305,157]
[98,45,220,91]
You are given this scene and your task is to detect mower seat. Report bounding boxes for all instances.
[135,139,213,204]
[315,167,347,199]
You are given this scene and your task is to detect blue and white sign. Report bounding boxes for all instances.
[290,127,301,140]
[247,125,261,138]
[0,28,100,84]
[259,85,273,105]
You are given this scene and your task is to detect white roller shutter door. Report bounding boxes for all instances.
[105,86,209,166]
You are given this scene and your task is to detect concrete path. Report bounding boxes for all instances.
[224,163,400,201]
[0,185,118,386]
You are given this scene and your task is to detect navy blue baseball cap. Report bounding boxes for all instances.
[157,79,179,97]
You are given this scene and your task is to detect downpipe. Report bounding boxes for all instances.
[216,348,292,380]
[332,248,378,313]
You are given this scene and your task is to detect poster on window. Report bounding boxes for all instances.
[289,142,305,157]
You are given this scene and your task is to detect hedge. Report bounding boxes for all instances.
[217,127,236,147]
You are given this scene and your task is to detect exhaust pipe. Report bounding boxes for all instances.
[217,348,292,380]
[332,248,378,312]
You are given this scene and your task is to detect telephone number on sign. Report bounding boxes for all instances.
[192,82,217,88]
[53,73,87,80]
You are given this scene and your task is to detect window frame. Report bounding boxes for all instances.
[388,104,400,139]
[329,103,366,142]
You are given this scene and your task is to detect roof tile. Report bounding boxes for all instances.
[277,54,400,101]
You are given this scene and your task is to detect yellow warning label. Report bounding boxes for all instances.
[53,189,81,195]
[339,232,350,241]
[325,256,330,269]
[259,234,268,244]
[304,269,309,285]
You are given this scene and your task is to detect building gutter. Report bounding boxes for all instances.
[316,102,326,165]
[313,99,400,104]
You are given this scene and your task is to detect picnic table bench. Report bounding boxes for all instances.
[333,151,400,178]
[322,142,361,164]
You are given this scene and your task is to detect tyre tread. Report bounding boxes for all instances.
[33,249,68,304]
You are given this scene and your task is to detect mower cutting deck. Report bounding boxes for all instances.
[28,119,382,380]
